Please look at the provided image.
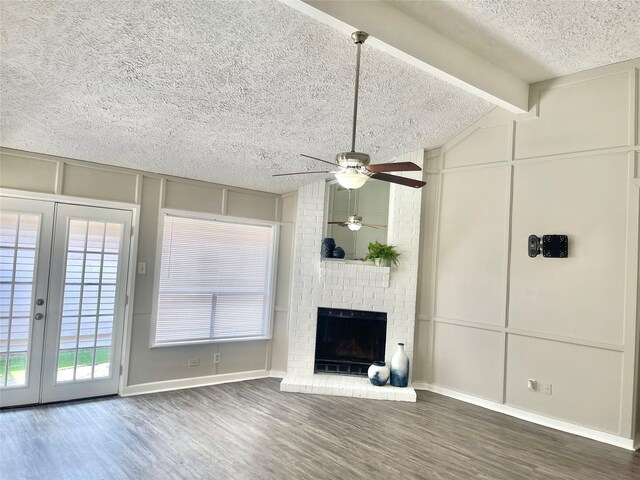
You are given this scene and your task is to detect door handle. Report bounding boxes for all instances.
[34,313,44,320]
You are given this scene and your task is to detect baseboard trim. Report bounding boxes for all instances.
[121,369,273,397]
[413,382,636,451]
[269,370,286,378]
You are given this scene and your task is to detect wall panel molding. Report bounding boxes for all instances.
[419,60,640,447]
[442,123,511,169]
[0,147,281,201]
[516,70,632,160]
[431,317,624,353]
[434,166,510,326]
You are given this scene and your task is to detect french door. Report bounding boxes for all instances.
[0,197,132,407]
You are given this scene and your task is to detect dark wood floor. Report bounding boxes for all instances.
[1,378,639,480]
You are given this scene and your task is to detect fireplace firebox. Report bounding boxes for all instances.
[314,307,387,376]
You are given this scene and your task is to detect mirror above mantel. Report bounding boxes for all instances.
[324,180,390,261]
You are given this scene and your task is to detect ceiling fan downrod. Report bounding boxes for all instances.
[273,30,425,190]
[350,31,368,153]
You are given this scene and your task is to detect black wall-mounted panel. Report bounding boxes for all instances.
[542,234,568,258]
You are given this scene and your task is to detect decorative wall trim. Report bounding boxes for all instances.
[54,161,64,195]
[121,370,273,396]
[433,316,503,332]
[507,328,625,352]
[528,59,640,103]
[432,316,626,352]
[0,147,281,199]
[413,382,637,451]
[439,146,638,173]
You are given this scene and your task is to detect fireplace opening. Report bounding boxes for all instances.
[314,307,387,376]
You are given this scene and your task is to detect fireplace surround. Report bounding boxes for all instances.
[280,150,424,402]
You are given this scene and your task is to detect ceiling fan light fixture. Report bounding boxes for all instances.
[347,214,363,231]
[335,169,368,190]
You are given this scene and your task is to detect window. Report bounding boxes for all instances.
[152,212,278,346]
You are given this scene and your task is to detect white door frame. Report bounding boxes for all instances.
[0,188,140,399]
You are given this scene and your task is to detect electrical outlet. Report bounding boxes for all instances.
[137,262,147,275]
[188,358,200,367]
[213,352,221,364]
[544,384,553,396]
[527,379,537,391]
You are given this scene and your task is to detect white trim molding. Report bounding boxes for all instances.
[413,382,637,451]
[121,370,275,397]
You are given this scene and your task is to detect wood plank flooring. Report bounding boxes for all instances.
[1,378,639,479]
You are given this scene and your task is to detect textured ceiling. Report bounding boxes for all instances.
[1,1,638,194]
[393,0,640,83]
[0,0,491,194]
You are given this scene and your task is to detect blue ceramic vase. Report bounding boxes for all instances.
[367,361,390,386]
[320,237,336,258]
[332,246,345,259]
[390,343,409,387]
[321,238,336,258]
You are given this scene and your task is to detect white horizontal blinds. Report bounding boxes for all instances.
[0,212,39,388]
[156,294,213,341]
[156,214,274,344]
[57,219,122,382]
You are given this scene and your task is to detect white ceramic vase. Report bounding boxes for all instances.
[367,361,390,386]
[390,343,409,387]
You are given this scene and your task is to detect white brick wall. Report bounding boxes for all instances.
[281,150,424,402]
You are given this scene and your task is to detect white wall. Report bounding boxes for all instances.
[0,148,294,387]
[414,59,640,442]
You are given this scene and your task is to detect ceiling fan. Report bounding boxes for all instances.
[273,31,426,190]
[329,214,386,231]
[328,188,386,231]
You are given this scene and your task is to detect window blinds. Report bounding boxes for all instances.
[154,214,275,345]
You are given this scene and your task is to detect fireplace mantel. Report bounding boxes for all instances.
[320,260,390,288]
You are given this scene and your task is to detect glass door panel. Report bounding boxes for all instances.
[41,204,131,403]
[55,219,122,383]
[0,198,54,407]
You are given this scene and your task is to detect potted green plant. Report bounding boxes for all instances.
[363,241,400,267]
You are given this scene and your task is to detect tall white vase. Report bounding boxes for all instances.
[390,343,409,387]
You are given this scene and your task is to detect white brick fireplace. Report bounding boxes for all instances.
[280,150,424,402]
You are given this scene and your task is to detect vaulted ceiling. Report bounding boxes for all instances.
[1,1,638,194]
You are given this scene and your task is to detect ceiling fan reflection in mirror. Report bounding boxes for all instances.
[273,31,426,190]
[328,188,386,231]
